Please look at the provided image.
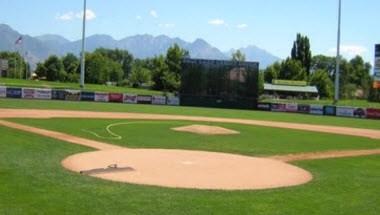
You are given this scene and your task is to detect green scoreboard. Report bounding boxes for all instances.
[180,58,259,109]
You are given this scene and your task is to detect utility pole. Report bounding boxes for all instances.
[80,0,87,89]
[334,0,342,104]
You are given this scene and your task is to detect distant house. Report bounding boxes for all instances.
[263,80,319,100]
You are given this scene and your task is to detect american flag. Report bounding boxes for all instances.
[15,36,23,45]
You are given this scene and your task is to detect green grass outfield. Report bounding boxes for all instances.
[1,98,380,130]
[0,125,379,215]
[0,98,380,214]
[0,77,164,95]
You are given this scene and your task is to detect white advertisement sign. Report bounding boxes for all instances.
[0,86,6,98]
[336,107,355,117]
[94,92,109,102]
[167,96,180,106]
[34,89,52,100]
[22,88,35,99]
[152,96,166,105]
[309,105,324,115]
[285,103,298,112]
[137,95,152,104]
[123,94,138,104]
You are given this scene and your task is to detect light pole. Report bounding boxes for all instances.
[334,0,342,104]
[80,0,87,89]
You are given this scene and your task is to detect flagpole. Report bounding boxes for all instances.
[334,0,342,104]
[80,0,87,89]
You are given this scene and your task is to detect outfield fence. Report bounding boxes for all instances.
[258,102,380,120]
[1,86,379,120]
[2,86,180,106]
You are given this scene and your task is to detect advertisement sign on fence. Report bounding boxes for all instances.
[257,103,271,111]
[324,106,336,116]
[353,107,366,118]
[336,107,355,117]
[123,94,138,104]
[109,93,123,103]
[6,87,22,98]
[137,95,153,104]
[285,103,298,112]
[94,92,109,102]
[0,86,6,98]
[271,103,286,112]
[80,91,95,101]
[34,89,52,100]
[309,105,324,115]
[298,104,310,113]
[167,96,180,106]
[366,108,380,119]
[152,95,167,105]
[22,88,35,99]
[52,90,66,100]
[65,90,81,101]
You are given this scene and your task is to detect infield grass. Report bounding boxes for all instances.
[8,118,380,156]
[0,126,379,215]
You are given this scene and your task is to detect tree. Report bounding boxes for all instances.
[291,33,312,75]
[279,58,307,81]
[35,62,47,79]
[151,55,169,91]
[310,69,334,98]
[163,44,189,91]
[94,48,134,79]
[129,62,151,88]
[85,52,123,84]
[0,51,27,79]
[44,55,66,81]
[264,62,281,83]
[231,50,246,62]
[311,55,336,77]
[62,53,80,82]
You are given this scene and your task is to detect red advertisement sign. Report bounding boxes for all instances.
[108,93,123,103]
[366,108,380,119]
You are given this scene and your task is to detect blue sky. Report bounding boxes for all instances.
[0,0,379,63]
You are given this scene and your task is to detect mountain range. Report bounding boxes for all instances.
[0,23,280,69]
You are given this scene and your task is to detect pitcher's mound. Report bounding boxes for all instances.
[172,124,239,135]
[62,149,312,190]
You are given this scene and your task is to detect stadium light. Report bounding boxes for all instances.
[334,0,342,104]
[80,0,87,89]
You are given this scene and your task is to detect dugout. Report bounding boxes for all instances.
[180,58,259,109]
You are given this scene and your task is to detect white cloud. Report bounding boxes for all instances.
[56,9,96,21]
[208,19,225,26]
[159,23,175,28]
[56,12,75,21]
[150,10,158,18]
[328,45,368,58]
[236,24,248,29]
[76,9,97,21]
[136,15,142,20]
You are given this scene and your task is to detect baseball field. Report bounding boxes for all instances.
[0,98,379,214]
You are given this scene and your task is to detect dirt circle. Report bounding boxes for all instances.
[172,124,240,135]
[62,149,312,190]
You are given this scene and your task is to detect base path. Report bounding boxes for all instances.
[0,108,379,190]
[1,108,380,139]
